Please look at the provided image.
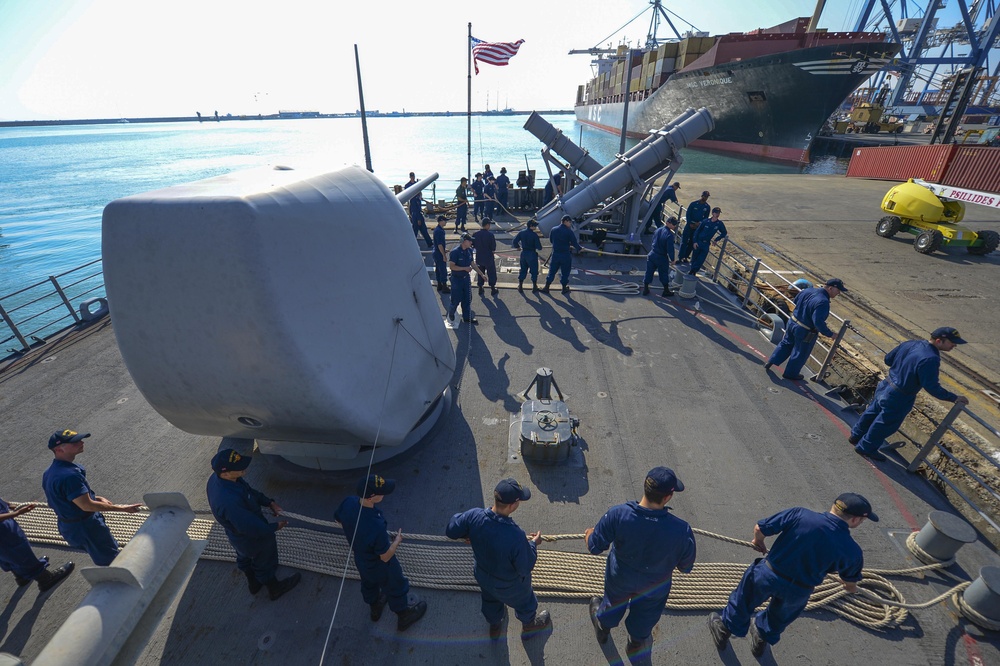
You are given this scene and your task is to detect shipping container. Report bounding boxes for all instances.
[939,147,1000,193]
[660,42,679,58]
[845,145,957,182]
[656,57,676,75]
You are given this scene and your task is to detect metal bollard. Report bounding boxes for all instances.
[961,566,1000,627]
[669,267,684,290]
[678,273,698,299]
[912,511,978,563]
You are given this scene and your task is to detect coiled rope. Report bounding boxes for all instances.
[11,504,974,631]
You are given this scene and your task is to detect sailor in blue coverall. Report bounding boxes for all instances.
[687,206,728,275]
[455,178,469,232]
[404,173,433,249]
[1,499,74,592]
[851,327,969,462]
[471,173,485,221]
[42,430,142,566]
[643,218,677,296]
[335,474,427,631]
[513,220,543,292]
[484,177,498,220]
[446,478,551,640]
[542,215,582,294]
[496,167,511,216]
[585,467,696,655]
[432,216,450,292]
[708,493,875,658]
[473,218,498,296]
[448,234,480,325]
[766,278,846,380]
[206,449,300,599]
[677,191,710,262]
[643,181,680,234]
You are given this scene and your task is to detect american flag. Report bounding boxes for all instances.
[471,36,525,75]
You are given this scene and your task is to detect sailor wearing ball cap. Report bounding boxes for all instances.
[851,326,969,462]
[584,467,696,657]
[446,478,551,640]
[335,474,427,631]
[708,493,876,658]
[765,277,847,381]
[206,449,300,600]
[42,429,142,566]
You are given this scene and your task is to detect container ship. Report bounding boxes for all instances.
[574,10,901,165]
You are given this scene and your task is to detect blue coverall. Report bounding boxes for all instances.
[446,507,539,624]
[767,287,835,378]
[852,340,958,456]
[206,474,281,584]
[678,200,710,261]
[484,181,497,220]
[687,217,727,275]
[335,495,410,614]
[513,228,543,283]
[542,173,562,205]
[720,508,863,646]
[448,245,475,321]
[432,225,448,286]
[643,185,678,233]
[407,190,432,248]
[473,228,497,290]
[546,224,582,287]
[42,460,120,566]
[455,185,468,230]
[472,178,485,220]
[0,498,48,581]
[643,225,675,288]
[496,173,510,214]
[587,501,696,640]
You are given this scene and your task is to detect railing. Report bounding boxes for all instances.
[908,403,1000,534]
[0,259,106,355]
[670,202,1000,532]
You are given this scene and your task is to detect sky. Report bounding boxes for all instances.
[0,0,904,121]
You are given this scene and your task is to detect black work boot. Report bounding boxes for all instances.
[491,287,499,296]
[708,612,731,651]
[642,283,650,295]
[440,283,451,294]
[589,597,609,644]
[517,281,524,293]
[663,286,674,297]
[245,570,262,595]
[266,572,301,600]
[370,593,388,622]
[397,599,427,631]
[521,610,551,640]
[532,282,539,293]
[14,574,31,587]
[626,635,646,656]
[562,285,571,295]
[36,562,75,593]
[749,621,767,658]
[489,620,504,640]
[540,282,551,294]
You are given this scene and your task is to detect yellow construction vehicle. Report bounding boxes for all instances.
[876,179,1000,255]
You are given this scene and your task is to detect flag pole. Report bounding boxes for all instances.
[467,22,472,185]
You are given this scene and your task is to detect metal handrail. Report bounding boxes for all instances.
[0,260,106,355]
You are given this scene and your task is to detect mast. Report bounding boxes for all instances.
[354,44,373,173]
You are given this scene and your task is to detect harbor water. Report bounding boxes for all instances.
[0,115,848,299]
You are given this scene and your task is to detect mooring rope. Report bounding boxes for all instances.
[11,504,971,631]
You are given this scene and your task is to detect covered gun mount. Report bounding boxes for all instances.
[531,108,715,249]
[102,165,455,470]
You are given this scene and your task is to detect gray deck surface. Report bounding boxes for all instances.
[1,174,999,665]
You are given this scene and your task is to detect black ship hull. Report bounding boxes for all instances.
[575,42,899,165]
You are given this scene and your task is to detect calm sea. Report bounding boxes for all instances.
[0,115,847,298]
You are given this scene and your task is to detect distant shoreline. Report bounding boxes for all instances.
[0,109,575,128]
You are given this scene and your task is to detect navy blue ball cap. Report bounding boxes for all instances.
[645,466,684,494]
[701,190,710,197]
[931,326,967,344]
[561,214,572,222]
[494,478,531,504]
[357,474,395,499]
[835,492,878,522]
[825,278,848,292]
[48,429,90,449]
[211,449,252,474]
[461,233,474,242]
